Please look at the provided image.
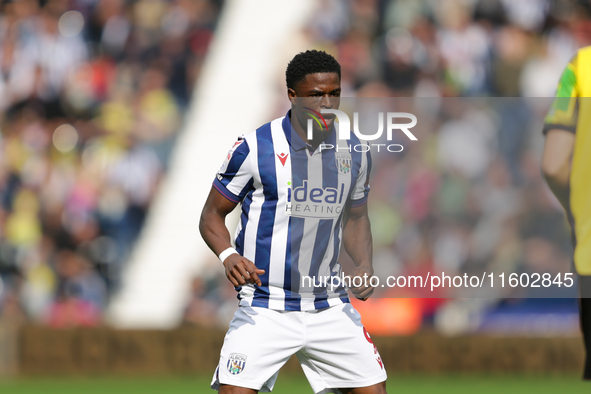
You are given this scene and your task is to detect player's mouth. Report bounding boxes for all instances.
[322,114,336,128]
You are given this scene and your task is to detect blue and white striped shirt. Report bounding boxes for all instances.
[213,111,371,311]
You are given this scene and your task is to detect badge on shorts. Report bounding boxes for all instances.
[228,353,247,375]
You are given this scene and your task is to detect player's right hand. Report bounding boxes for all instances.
[222,253,265,287]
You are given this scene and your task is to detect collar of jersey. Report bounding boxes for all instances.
[282,110,337,152]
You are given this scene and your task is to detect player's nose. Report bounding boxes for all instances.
[319,95,333,109]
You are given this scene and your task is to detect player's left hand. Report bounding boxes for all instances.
[348,265,376,301]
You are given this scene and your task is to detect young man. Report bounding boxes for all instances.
[200,50,387,393]
[542,46,591,380]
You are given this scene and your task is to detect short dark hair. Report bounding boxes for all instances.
[286,50,341,90]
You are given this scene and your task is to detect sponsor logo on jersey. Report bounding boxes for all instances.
[286,180,346,219]
[227,353,247,375]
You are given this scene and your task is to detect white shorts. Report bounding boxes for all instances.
[211,303,387,393]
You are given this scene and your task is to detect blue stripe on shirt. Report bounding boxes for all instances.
[287,147,309,311]
[252,123,278,309]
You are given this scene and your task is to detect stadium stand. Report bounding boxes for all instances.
[0,0,223,327]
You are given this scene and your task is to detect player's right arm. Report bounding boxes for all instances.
[200,188,264,287]
[199,137,264,287]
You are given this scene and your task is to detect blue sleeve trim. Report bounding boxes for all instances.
[350,194,368,208]
[213,178,241,204]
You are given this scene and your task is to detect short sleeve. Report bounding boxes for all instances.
[350,147,372,208]
[543,56,578,134]
[213,138,254,203]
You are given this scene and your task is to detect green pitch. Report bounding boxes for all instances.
[0,375,588,393]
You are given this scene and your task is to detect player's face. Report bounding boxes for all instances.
[288,72,341,141]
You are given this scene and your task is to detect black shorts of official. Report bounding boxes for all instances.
[580,275,591,380]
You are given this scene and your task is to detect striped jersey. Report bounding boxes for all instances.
[213,111,372,311]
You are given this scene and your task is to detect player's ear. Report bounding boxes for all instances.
[288,88,297,105]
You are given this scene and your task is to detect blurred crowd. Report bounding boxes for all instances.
[356,97,577,335]
[184,0,586,334]
[0,0,222,328]
[304,0,587,97]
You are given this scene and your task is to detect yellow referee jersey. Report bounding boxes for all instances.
[545,46,591,275]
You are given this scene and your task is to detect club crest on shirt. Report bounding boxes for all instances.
[227,353,247,375]
[335,152,352,174]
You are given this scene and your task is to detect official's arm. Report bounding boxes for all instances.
[542,129,575,212]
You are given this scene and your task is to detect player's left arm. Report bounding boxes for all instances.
[342,202,374,301]
[343,145,374,300]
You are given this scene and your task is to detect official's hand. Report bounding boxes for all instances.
[348,265,376,301]
[223,253,265,287]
